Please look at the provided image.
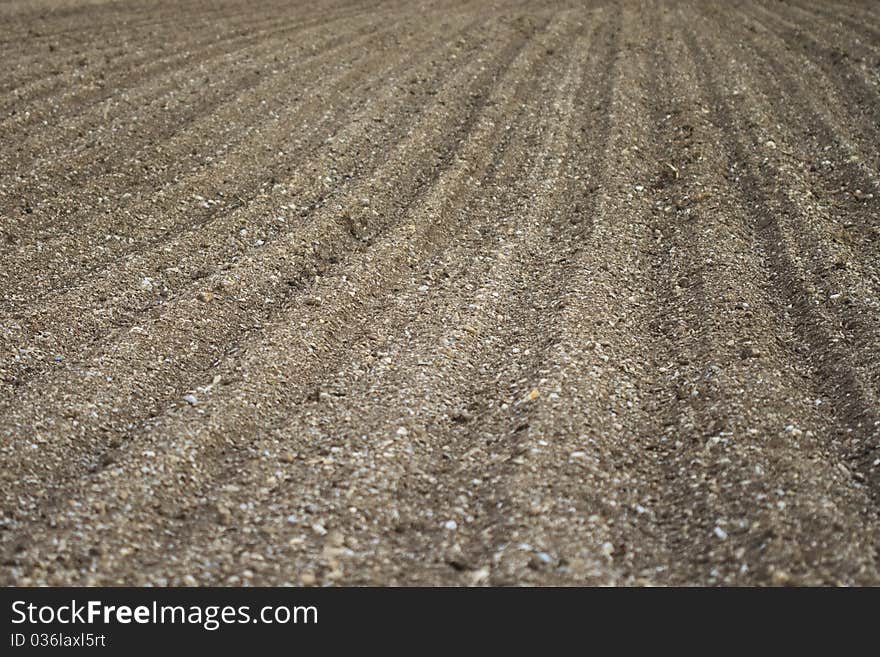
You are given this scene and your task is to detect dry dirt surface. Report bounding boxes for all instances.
[1,0,879,587]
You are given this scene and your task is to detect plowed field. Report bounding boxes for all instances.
[1,0,879,585]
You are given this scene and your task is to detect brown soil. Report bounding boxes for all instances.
[1,0,879,586]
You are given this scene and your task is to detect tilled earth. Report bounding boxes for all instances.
[1,0,879,586]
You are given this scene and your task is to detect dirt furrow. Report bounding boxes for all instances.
[2,0,878,587]
[1,7,564,580]
[745,2,880,138]
[698,5,880,395]
[781,0,880,45]
[0,8,393,210]
[690,3,880,447]
[597,3,880,585]
[0,6,320,100]
[0,13,494,393]
[114,16,601,585]
[1,9,576,584]
[0,16,453,299]
[680,7,880,577]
